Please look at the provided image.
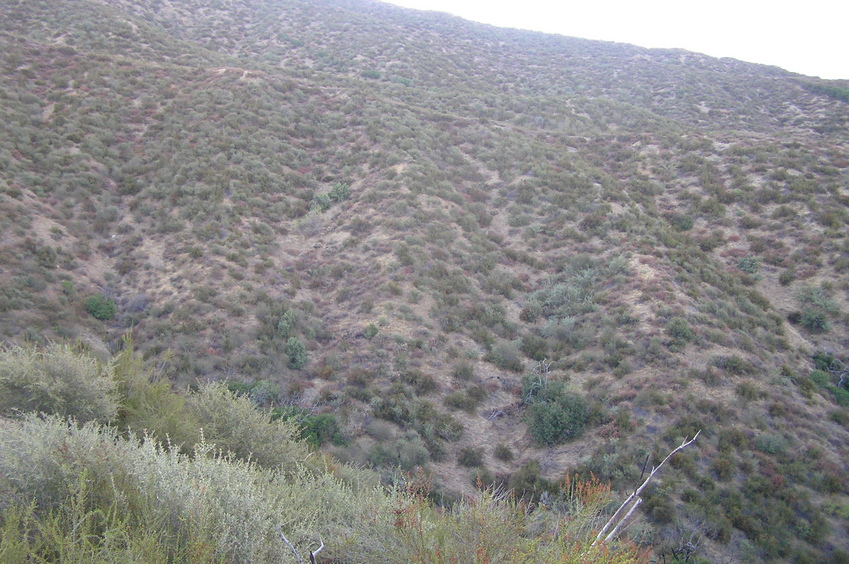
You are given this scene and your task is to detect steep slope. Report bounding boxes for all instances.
[1,0,849,561]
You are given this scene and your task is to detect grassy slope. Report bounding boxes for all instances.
[1,0,849,561]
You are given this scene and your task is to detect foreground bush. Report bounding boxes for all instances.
[0,414,389,563]
[187,381,312,470]
[0,343,118,423]
[0,415,648,563]
[0,343,647,563]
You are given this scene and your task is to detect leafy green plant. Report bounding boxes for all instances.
[710,355,757,376]
[311,193,332,212]
[186,382,310,470]
[85,294,116,320]
[737,256,759,275]
[328,182,350,202]
[791,285,840,333]
[665,317,693,344]
[666,212,694,231]
[525,395,588,446]
[522,377,589,446]
[363,323,379,339]
[285,337,308,369]
[113,340,200,449]
[274,408,347,448]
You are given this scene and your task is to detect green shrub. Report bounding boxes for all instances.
[0,344,118,423]
[829,410,849,426]
[452,361,475,381]
[85,294,116,320]
[186,382,310,470]
[457,447,484,468]
[444,385,487,413]
[794,285,840,333]
[800,309,829,333]
[310,193,332,212]
[487,341,524,372]
[366,432,429,470]
[522,376,589,446]
[667,212,694,231]
[402,370,438,394]
[113,340,200,449]
[525,392,588,446]
[285,337,308,369]
[642,486,675,524]
[735,381,763,401]
[328,182,350,202]
[507,460,552,500]
[711,455,735,481]
[275,309,298,339]
[710,355,756,376]
[832,387,849,407]
[737,256,759,275]
[299,413,347,448]
[494,443,514,461]
[809,369,831,387]
[754,433,787,455]
[520,333,548,360]
[665,317,693,343]
[363,323,379,339]
[373,387,463,445]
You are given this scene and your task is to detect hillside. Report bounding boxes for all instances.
[2,0,849,561]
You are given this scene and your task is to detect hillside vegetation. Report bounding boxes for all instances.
[0,342,645,563]
[1,0,849,561]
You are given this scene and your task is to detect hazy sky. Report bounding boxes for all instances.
[384,0,848,80]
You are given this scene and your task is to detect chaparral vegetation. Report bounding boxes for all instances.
[1,0,849,561]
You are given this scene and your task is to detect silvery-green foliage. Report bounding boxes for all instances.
[0,415,127,509]
[0,344,119,423]
[0,414,395,563]
[186,382,310,470]
[0,413,642,563]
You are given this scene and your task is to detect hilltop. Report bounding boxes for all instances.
[1,0,849,561]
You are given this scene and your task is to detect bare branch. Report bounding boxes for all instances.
[603,497,642,543]
[594,430,700,546]
[827,356,849,388]
[533,358,552,377]
[309,536,324,564]
[277,526,324,564]
[276,525,303,564]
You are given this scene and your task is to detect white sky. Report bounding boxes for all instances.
[384,0,849,80]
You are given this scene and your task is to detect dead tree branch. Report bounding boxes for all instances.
[277,525,324,564]
[593,430,700,546]
[308,536,324,564]
[827,356,848,388]
[277,525,302,564]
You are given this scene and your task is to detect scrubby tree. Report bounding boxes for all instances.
[285,337,308,369]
